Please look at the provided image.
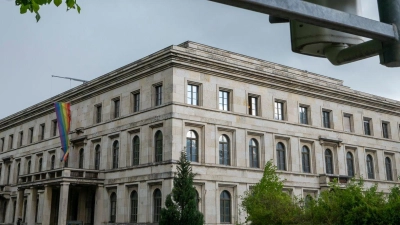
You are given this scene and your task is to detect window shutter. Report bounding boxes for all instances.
[343,116,351,132]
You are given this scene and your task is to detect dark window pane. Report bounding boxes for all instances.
[325,149,333,174]
[133,136,140,165]
[367,155,374,179]
[385,157,393,181]
[347,152,354,177]
[276,143,286,170]
[155,131,163,162]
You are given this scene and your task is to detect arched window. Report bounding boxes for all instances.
[50,155,55,170]
[249,139,259,168]
[195,190,200,211]
[110,193,117,223]
[130,191,138,223]
[132,136,140,166]
[276,142,286,170]
[325,149,333,174]
[347,152,354,177]
[302,146,310,173]
[94,145,100,170]
[153,189,162,222]
[219,135,230,166]
[304,195,313,208]
[7,165,11,184]
[155,131,163,162]
[367,154,374,179]
[220,191,231,223]
[38,158,43,172]
[27,160,31,174]
[186,131,198,162]
[79,148,84,169]
[385,157,393,181]
[112,141,119,169]
[17,163,20,182]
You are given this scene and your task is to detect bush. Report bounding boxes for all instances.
[241,161,400,225]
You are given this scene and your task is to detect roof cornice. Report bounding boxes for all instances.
[1,42,399,132]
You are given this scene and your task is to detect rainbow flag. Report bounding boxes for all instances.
[54,102,71,162]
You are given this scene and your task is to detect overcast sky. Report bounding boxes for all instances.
[0,0,399,120]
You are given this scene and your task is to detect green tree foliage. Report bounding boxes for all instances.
[241,161,303,225]
[160,151,204,225]
[15,0,80,22]
[241,161,400,225]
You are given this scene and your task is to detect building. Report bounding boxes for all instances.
[0,41,399,225]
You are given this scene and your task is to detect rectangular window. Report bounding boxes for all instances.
[322,111,331,128]
[274,101,284,120]
[364,118,372,135]
[133,93,140,112]
[18,131,23,147]
[52,120,58,137]
[114,99,120,118]
[187,84,199,105]
[248,96,258,116]
[155,85,162,106]
[382,122,390,139]
[343,114,352,132]
[96,105,102,123]
[219,90,230,111]
[40,124,45,141]
[9,134,14,150]
[0,138,4,152]
[299,106,308,124]
[28,128,34,144]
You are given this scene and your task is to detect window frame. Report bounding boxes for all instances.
[220,190,231,223]
[187,83,199,106]
[363,117,372,136]
[274,101,285,121]
[249,139,259,168]
[18,131,24,148]
[132,136,140,166]
[28,127,34,144]
[385,157,393,181]
[219,135,230,166]
[155,84,163,106]
[109,192,117,223]
[130,190,138,223]
[299,105,309,125]
[112,141,119,169]
[322,110,332,129]
[155,131,163,162]
[219,89,231,111]
[50,155,55,170]
[94,145,101,170]
[133,92,140,112]
[325,149,334,174]
[366,154,375,179]
[40,123,45,141]
[52,120,58,137]
[276,142,286,171]
[9,134,14,150]
[302,146,311,173]
[79,148,84,169]
[248,95,260,116]
[0,137,4,152]
[343,113,353,132]
[382,121,390,139]
[95,104,102,124]
[153,189,162,223]
[113,98,121,119]
[346,152,355,177]
[186,130,198,162]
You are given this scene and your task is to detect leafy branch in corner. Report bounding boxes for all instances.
[15,0,81,22]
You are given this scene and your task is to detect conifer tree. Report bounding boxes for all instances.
[160,151,204,225]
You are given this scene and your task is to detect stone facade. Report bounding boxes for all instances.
[0,41,400,225]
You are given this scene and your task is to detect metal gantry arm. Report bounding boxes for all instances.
[209,0,398,41]
[209,0,400,67]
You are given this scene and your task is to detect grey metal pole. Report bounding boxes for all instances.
[377,0,400,67]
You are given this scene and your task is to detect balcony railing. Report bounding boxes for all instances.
[17,168,103,185]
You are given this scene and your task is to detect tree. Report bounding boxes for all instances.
[15,0,81,22]
[241,161,303,225]
[160,151,203,225]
